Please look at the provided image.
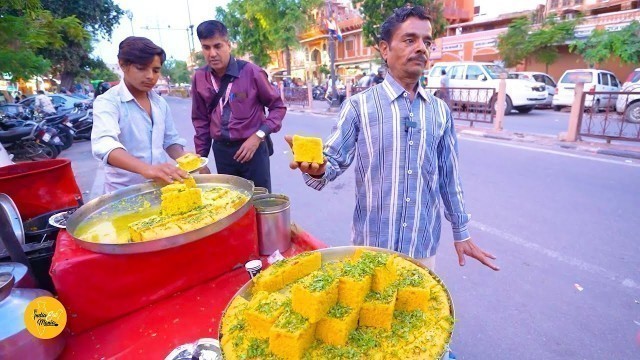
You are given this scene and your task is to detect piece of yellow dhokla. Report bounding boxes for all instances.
[176,153,202,172]
[252,266,285,294]
[351,250,398,293]
[359,288,397,330]
[281,251,322,286]
[338,261,372,310]
[245,291,287,339]
[292,135,324,164]
[315,303,359,346]
[220,296,249,347]
[174,211,214,232]
[291,271,339,323]
[269,309,316,360]
[160,184,202,216]
[429,285,451,320]
[395,267,435,312]
[128,215,167,242]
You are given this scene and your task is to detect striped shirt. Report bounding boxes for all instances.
[304,74,471,258]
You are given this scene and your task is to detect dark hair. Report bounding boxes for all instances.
[441,69,446,75]
[37,90,45,95]
[117,36,166,66]
[196,20,228,40]
[379,6,432,44]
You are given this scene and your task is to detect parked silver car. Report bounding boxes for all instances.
[615,68,640,123]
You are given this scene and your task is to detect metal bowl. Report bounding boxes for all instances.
[219,246,455,360]
[66,174,254,254]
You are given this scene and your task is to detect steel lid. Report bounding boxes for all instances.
[0,193,25,252]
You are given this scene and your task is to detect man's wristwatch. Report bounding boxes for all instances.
[256,130,266,140]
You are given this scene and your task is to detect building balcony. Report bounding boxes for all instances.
[443,7,472,22]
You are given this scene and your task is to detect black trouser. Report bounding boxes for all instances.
[211,139,271,192]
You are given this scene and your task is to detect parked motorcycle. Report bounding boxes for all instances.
[0,117,63,160]
[66,102,93,140]
[312,85,327,100]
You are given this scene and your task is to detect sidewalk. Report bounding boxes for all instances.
[287,103,640,161]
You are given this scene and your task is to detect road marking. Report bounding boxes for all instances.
[470,220,640,290]
[460,136,640,167]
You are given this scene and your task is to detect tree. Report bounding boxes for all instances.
[0,0,85,81]
[498,15,579,71]
[570,21,640,67]
[191,51,206,68]
[216,0,321,72]
[162,59,191,85]
[497,18,533,68]
[81,57,119,82]
[357,0,447,48]
[216,0,274,67]
[38,0,124,89]
[529,16,579,73]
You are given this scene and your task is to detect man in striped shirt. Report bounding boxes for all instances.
[287,6,499,271]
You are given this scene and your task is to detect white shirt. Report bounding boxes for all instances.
[91,82,186,194]
[35,94,56,114]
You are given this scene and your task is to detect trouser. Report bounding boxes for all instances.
[211,139,272,192]
[417,255,436,270]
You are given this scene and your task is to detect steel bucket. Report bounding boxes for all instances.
[252,194,291,256]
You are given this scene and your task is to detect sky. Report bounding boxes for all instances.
[93,0,548,65]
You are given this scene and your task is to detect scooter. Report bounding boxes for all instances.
[66,102,93,140]
[0,117,63,160]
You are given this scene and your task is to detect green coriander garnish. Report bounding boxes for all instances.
[391,310,426,340]
[228,319,246,333]
[365,288,396,303]
[243,338,268,359]
[305,272,336,292]
[274,309,307,333]
[348,328,379,352]
[394,268,426,289]
[326,303,351,319]
[255,297,283,316]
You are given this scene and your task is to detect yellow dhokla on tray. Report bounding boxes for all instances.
[252,252,322,294]
[220,248,454,360]
[176,153,202,172]
[245,291,287,339]
[359,288,397,330]
[315,303,359,346]
[292,135,324,164]
[161,182,202,216]
[269,308,316,360]
[338,261,372,310]
[291,271,338,323]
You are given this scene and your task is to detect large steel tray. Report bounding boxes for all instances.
[65,174,253,255]
[220,246,454,360]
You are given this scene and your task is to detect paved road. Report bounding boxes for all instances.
[61,96,640,359]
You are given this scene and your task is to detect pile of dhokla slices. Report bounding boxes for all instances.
[220,249,453,360]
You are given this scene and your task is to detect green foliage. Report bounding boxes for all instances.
[570,21,640,67]
[497,18,532,68]
[0,1,86,81]
[191,51,206,68]
[318,64,330,75]
[498,15,579,71]
[162,59,191,85]
[37,0,124,88]
[529,16,579,72]
[216,0,321,70]
[356,0,447,48]
[80,57,119,82]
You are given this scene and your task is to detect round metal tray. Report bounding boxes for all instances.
[65,174,253,254]
[219,246,454,360]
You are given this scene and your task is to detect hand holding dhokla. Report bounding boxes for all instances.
[285,135,327,177]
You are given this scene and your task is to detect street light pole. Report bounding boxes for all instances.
[186,0,195,55]
[329,35,339,108]
[125,10,134,36]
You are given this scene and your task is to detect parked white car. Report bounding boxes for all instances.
[552,69,621,112]
[615,68,640,123]
[509,71,557,107]
[427,62,547,114]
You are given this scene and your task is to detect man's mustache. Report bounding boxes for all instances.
[408,55,427,63]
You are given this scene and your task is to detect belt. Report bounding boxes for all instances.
[213,138,248,146]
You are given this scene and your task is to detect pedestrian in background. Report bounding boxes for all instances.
[439,68,451,105]
[34,90,56,115]
[287,6,498,272]
[191,20,286,192]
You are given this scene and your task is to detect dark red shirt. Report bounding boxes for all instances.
[191,57,286,156]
